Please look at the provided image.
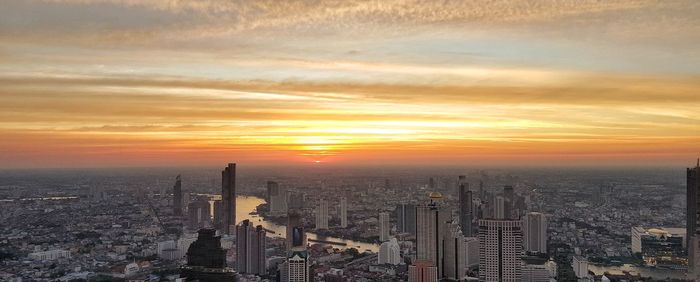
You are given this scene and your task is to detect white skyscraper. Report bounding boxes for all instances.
[315,198,329,230]
[416,192,450,278]
[379,212,390,242]
[340,197,348,228]
[378,238,401,265]
[523,212,548,254]
[478,219,523,282]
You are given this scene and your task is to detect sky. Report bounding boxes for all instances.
[0,0,699,168]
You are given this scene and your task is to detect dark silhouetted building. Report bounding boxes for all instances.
[222,163,236,235]
[181,228,237,281]
[188,199,211,230]
[287,209,306,251]
[459,181,473,236]
[396,203,417,236]
[173,175,183,216]
[236,220,266,275]
[687,159,700,277]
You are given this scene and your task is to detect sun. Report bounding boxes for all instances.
[314,160,321,163]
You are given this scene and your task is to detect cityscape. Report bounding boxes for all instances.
[1,1,700,282]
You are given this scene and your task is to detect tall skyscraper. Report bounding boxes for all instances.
[459,182,473,236]
[495,196,505,219]
[396,203,417,236]
[173,175,182,216]
[280,249,311,282]
[416,192,450,278]
[523,212,548,254]
[268,181,288,216]
[212,200,223,229]
[687,159,700,276]
[181,228,236,281]
[339,197,348,228]
[315,198,329,230]
[378,238,401,265]
[287,209,306,251]
[236,219,266,275]
[187,199,211,229]
[408,260,438,282]
[503,185,514,219]
[379,212,390,242]
[443,222,468,281]
[478,219,523,282]
[222,163,236,235]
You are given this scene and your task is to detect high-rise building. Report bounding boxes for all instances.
[523,212,548,254]
[396,203,417,236]
[494,196,505,219]
[287,209,306,251]
[315,198,329,230]
[378,238,401,265]
[222,163,237,235]
[268,181,288,216]
[408,260,438,282]
[504,185,514,219]
[631,226,686,267]
[464,236,479,268]
[288,192,305,209]
[478,219,523,282]
[443,222,468,281]
[173,175,182,216]
[416,192,450,278]
[280,248,311,282]
[687,159,700,276]
[181,228,237,281]
[459,182,473,236]
[572,256,589,279]
[340,197,348,228]
[236,219,266,275]
[212,200,223,229]
[188,199,211,230]
[379,212,390,242]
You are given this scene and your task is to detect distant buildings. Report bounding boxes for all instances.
[181,228,237,281]
[415,192,449,278]
[28,249,71,261]
[268,181,287,216]
[396,203,417,236]
[378,238,401,265]
[631,226,685,266]
[187,199,210,230]
[478,219,523,281]
[379,212,390,242]
[687,159,700,277]
[157,240,179,260]
[459,182,473,236]
[222,163,237,235]
[236,219,267,275]
[316,198,329,230]
[339,197,348,228]
[523,212,548,254]
[408,260,438,282]
[173,175,182,216]
[503,185,514,219]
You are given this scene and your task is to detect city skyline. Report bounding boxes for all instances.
[1,1,699,168]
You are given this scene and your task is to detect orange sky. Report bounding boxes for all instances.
[0,1,699,168]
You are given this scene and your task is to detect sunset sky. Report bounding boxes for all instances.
[1,0,699,168]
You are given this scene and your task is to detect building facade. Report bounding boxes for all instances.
[221,163,237,235]
[478,219,523,282]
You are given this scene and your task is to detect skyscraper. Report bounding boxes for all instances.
[280,249,311,282]
[379,212,390,242]
[340,197,348,228]
[268,181,288,215]
[212,199,223,229]
[173,175,182,216]
[459,182,473,236]
[416,192,450,278]
[315,198,329,230]
[378,238,401,265]
[523,212,548,254]
[687,159,700,276]
[443,222,468,281]
[287,209,306,251]
[408,260,438,282]
[396,203,417,236]
[495,196,505,219]
[478,219,523,282]
[181,228,237,281]
[222,163,236,235]
[187,199,211,230]
[504,185,514,219]
[236,219,266,275]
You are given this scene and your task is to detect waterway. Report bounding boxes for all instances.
[588,264,687,280]
[230,196,379,253]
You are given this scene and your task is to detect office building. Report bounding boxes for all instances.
[287,209,306,251]
[459,182,473,236]
[416,192,450,278]
[504,185,514,219]
[494,196,505,219]
[280,248,311,282]
[572,256,589,279]
[379,212,390,242]
[443,222,467,281]
[378,238,401,265]
[181,228,237,281]
[464,236,479,268]
[688,159,700,276]
[236,219,266,275]
[396,203,417,236]
[28,250,71,261]
[268,181,288,216]
[222,163,237,235]
[631,226,686,266]
[212,199,223,229]
[340,197,348,228]
[288,192,305,209]
[478,219,523,282]
[523,212,548,254]
[188,199,211,229]
[408,260,438,282]
[173,175,182,216]
[316,198,329,230]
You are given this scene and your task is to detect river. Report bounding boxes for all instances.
[588,264,687,280]
[226,195,379,253]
